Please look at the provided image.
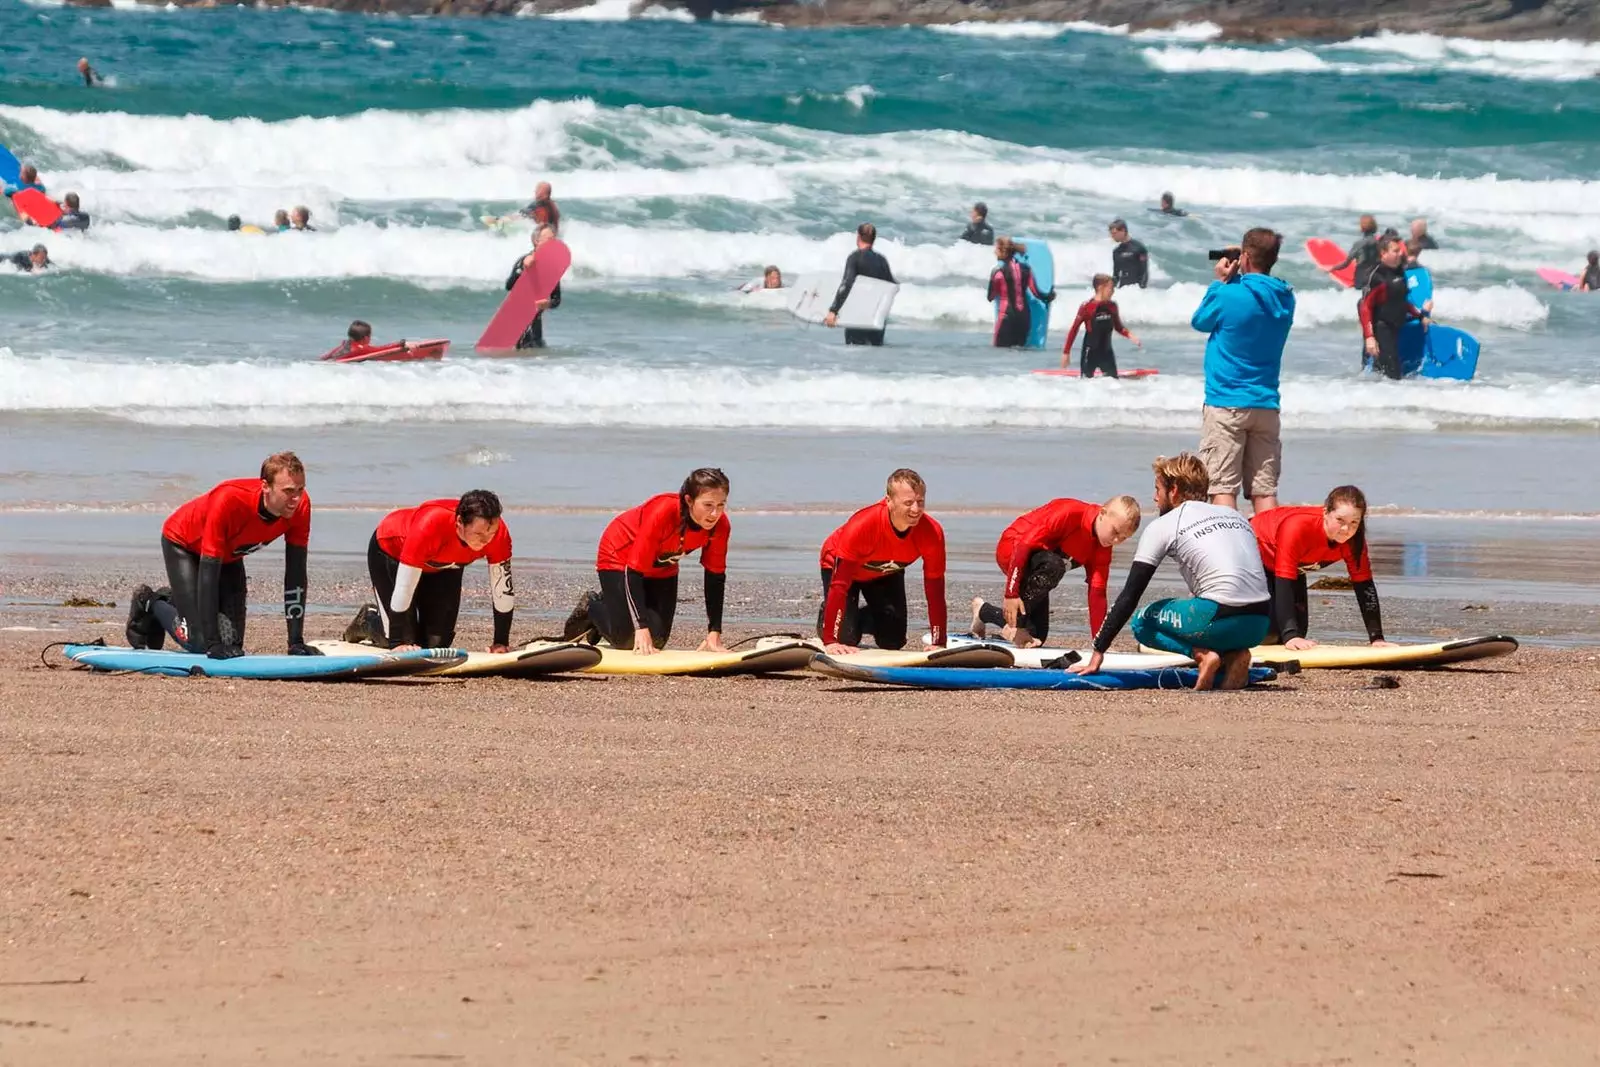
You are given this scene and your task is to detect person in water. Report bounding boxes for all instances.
[4,164,46,201]
[324,320,374,360]
[1409,217,1438,252]
[1251,484,1393,651]
[1157,192,1187,217]
[1071,453,1270,691]
[818,468,947,654]
[970,494,1142,648]
[987,236,1052,348]
[356,490,516,653]
[1579,251,1600,292]
[56,192,91,232]
[824,222,896,346]
[124,451,319,659]
[227,215,243,232]
[962,202,994,245]
[290,206,314,232]
[7,244,50,272]
[565,468,732,656]
[273,209,291,232]
[740,265,783,292]
[77,57,103,87]
[1062,273,1140,377]
[520,181,560,234]
[1108,219,1148,289]
[505,224,562,349]
[1328,215,1381,287]
[1359,234,1431,379]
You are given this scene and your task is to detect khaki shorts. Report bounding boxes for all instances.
[1200,405,1281,499]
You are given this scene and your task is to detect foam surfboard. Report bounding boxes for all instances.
[63,643,464,680]
[1032,368,1159,379]
[786,273,899,331]
[1405,265,1433,307]
[1244,635,1518,670]
[12,188,62,229]
[0,144,18,187]
[1537,267,1580,291]
[1398,322,1479,381]
[944,632,1193,671]
[755,635,1015,669]
[314,639,601,678]
[584,639,818,677]
[1306,237,1357,288]
[475,238,571,352]
[319,339,450,364]
[811,656,1278,690]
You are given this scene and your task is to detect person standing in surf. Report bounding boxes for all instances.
[565,469,732,656]
[961,202,994,245]
[1251,485,1394,652]
[1579,251,1600,292]
[1359,234,1430,380]
[1071,453,1270,691]
[505,225,562,349]
[520,181,560,234]
[1062,273,1140,377]
[988,237,1052,348]
[817,469,947,654]
[970,495,1142,648]
[124,452,320,659]
[1327,215,1381,288]
[1108,219,1148,289]
[823,222,896,346]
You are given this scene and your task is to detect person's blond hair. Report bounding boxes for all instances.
[886,468,925,497]
[1151,453,1208,503]
[1101,494,1142,532]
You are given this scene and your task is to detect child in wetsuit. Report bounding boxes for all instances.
[1062,274,1140,378]
[324,320,374,360]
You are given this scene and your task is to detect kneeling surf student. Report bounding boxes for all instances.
[1062,273,1140,377]
[505,225,562,349]
[360,490,515,653]
[818,468,947,654]
[565,469,731,656]
[971,495,1141,648]
[1360,234,1430,379]
[324,319,374,360]
[124,451,318,659]
[1251,484,1394,652]
[1071,453,1270,690]
[988,236,1053,348]
[823,222,895,346]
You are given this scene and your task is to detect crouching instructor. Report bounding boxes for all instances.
[369,490,515,651]
[126,451,318,658]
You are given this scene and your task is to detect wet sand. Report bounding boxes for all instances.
[4,582,1600,1063]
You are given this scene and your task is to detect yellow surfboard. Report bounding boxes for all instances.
[1140,635,1519,670]
[584,640,818,677]
[314,639,602,678]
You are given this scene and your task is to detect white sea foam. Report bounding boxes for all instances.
[926,21,1089,39]
[1145,33,1600,81]
[1129,22,1222,42]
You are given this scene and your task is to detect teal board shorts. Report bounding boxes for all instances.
[1131,597,1270,656]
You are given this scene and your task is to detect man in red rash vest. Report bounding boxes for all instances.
[361,489,515,652]
[125,451,317,658]
[971,495,1142,648]
[817,468,946,654]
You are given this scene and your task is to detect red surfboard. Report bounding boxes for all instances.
[1305,237,1357,288]
[1033,368,1159,379]
[476,239,572,353]
[12,188,62,229]
[320,339,450,364]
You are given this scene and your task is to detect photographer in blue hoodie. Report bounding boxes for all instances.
[1190,228,1296,515]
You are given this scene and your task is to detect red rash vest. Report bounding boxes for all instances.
[994,498,1112,633]
[162,478,311,563]
[819,500,947,645]
[1251,505,1372,582]
[596,493,729,578]
[377,499,512,571]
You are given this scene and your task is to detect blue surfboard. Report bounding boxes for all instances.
[1399,322,1479,381]
[813,655,1277,690]
[0,144,19,188]
[63,644,465,679]
[990,237,1053,350]
[1405,265,1433,307]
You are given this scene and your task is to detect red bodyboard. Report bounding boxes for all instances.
[320,339,451,363]
[1305,237,1356,288]
[12,189,62,229]
[1033,368,1159,379]
[476,239,572,352]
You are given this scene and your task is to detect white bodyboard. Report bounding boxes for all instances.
[787,273,899,330]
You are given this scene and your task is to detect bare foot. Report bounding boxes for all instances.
[1219,649,1254,690]
[1192,647,1223,691]
[969,597,987,639]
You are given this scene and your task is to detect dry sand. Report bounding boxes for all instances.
[3,603,1599,1064]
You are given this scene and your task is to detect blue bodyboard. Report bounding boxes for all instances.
[991,237,1053,350]
[1399,322,1479,381]
[0,144,18,188]
[63,644,465,679]
[1405,266,1433,307]
[814,656,1277,690]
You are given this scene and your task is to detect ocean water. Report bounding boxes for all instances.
[2,0,1598,538]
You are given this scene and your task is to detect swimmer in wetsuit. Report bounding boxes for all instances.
[564,468,732,656]
[817,468,947,654]
[961,202,994,245]
[356,490,515,653]
[77,57,102,87]
[519,181,561,234]
[1108,218,1148,289]
[124,451,319,659]
[1062,273,1140,377]
[1071,452,1270,691]
[7,244,50,272]
[323,319,374,360]
[1251,484,1394,652]
[289,206,314,232]
[56,192,91,232]
[970,495,1141,648]
[739,265,783,292]
[1328,214,1381,286]
[987,236,1052,348]
[505,225,562,349]
[1157,192,1187,217]
[1579,251,1600,292]
[1359,234,1430,379]
[823,222,896,346]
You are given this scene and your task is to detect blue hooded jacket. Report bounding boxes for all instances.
[1190,273,1296,410]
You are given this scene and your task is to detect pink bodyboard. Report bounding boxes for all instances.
[1033,368,1159,379]
[476,239,572,352]
[1537,267,1580,291]
[1305,237,1356,288]
[12,189,62,229]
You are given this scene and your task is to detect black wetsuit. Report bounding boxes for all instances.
[1413,233,1438,251]
[7,251,45,272]
[961,219,994,245]
[1338,234,1380,287]
[976,549,1070,643]
[366,532,466,649]
[1111,238,1148,288]
[1077,300,1124,379]
[987,259,1045,348]
[593,570,681,649]
[816,567,908,650]
[506,255,562,348]
[830,247,896,346]
[522,197,560,234]
[1583,264,1600,291]
[1362,263,1412,380]
[150,539,310,656]
[57,210,91,232]
[1158,205,1187,217]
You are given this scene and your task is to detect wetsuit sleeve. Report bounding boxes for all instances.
[283,543,309,646]
[1358,286,1385,339]
[1003,537,1035,599]
[1190,282,1225,333]
[505,257,525,291]
[1093,561,1157,654]
[703,570,725,632]
[1271,574,1303,642]
[829,252,859,315]
[882,257,897,286]
[1353,580,1384,643]
[1110,303,1131,338]
[820,561,859,645]
[489,561,514,647]
[1135,247,1148,288]
[1332,241,1360,271]
[547,282,562,309]
[1063,304,1088,353]
[986,268,1002,303]
[920,522,947,646]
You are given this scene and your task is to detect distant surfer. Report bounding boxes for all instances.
[352,491,515,653]
[1359,234,1430,379]
[77,58,102,87]
[1326,215,1380,288]
[1580,251,1600,292]
[124,452,319,659]
[273,209,291,232]
[563,469,732,656]
[970,495,1142,648]
[290,206,315,232]
[324,320,375,360]
[1156,192,1187,217]
[504,225,562,349]
[1108,219,1148,289]
[987,237,1052,348]
[739,265,784,292]
[4,164,46,201]
[1409,217,1437,252]
[520,181,561,234]
[817,468,946,654]
[7,244,50,272]
[1251,485,1393,652]
[1070,453,1269,691]
[1062,273,1140,377]
[56,192,91,232]
[823,222,896,346]
[961,202,994,245]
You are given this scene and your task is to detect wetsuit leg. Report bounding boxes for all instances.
[994,314,1030,349]
[844,328,885,346]
[858,571,909,650]
[1293,574,1310,639]
[154,537,206,652]
[818,567,867,646]
[515,312,546,350]
[217,561,247,648]
[367,532,410,648]
[413,569,464,648]
[644,575,677,647]
[1372,321,1403,380]
[595,570,677,648]
[1130,598,1270,656]
[1082,345,1119,379]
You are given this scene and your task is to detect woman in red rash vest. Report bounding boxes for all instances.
[567,468,731,656]
[817,468,946,655]
[1251,484,1395,651]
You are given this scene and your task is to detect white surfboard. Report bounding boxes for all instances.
[942,632,1194,671]
[787,273,898,330]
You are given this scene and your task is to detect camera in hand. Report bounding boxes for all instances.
[1208,247,1241,261]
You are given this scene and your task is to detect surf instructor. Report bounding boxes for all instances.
[824,222,896,346]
